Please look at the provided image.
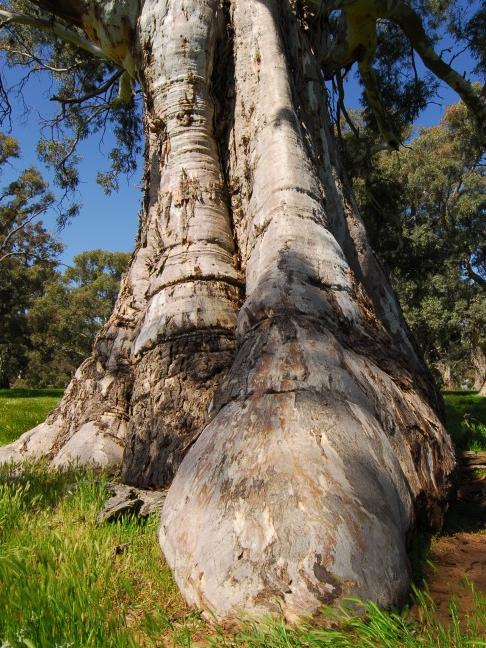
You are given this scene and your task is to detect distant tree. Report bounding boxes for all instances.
[0,132,62,387]
[23,249,130,387]
[349,101,486,390]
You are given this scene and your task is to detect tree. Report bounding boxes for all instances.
[0,0,484,621]
[0,132,62,387]
[349,100,486,391]
[23,249,130,387]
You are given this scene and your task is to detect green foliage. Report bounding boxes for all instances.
[0,388,61,445]
[22,248,131,388]
[0,133,130,389]
[210,591,486,647]
[0,463,193,648]
[351,100,486,389]
[360,20,438,143]
[0,133,63,388]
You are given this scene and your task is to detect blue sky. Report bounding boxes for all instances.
[1,5,481,266]
[1,68,142,265]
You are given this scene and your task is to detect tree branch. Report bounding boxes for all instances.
[335,70,361,140]
[465,258,486,291]
[0,249,58,265]
[0,206,48,253]
[389,1,486,132]
[50,69,123,104]
[0,8,106,61]
[0,44,82,74]
[358,55,400,150]
[315,0,485,147]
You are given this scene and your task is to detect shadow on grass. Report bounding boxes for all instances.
[443,461,486,535]
[0,461,106,513]
[443,390,478,397]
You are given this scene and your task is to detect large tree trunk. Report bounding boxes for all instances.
[0,0,455,622]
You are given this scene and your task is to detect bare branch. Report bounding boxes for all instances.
[389,1,486,131]
[0,71,11,126]
[464,258,486,291]
[50,69,123,105]
[0,249,59,264]
[335,70,360,139]
[0,44,81,73]
[358,55,400,150]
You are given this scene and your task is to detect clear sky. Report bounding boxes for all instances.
[1,4,481,266]
[1,68,142,266]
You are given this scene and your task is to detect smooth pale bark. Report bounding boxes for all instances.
[0,0,455,622]
[160,0,454,621]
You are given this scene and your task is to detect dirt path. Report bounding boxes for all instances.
[421,452,486,625]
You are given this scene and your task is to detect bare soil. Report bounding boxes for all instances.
[420,452,486,625]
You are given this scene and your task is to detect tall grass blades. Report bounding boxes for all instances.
[0,463,188,648]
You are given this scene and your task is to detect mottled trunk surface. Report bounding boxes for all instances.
[1,0,455,622]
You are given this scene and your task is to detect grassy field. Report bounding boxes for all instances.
[0,389,63,445]
[0,390,485,647]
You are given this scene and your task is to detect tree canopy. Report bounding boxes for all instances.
[349,99,486,389]
[24,248,130,387]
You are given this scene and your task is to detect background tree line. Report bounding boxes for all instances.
[0,132,130,387]
[0,96,484,391]
[344,99,485,393]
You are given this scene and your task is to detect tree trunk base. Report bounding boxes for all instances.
[0,0,458,624]
[160,318,455,622]
[0,356,129,470]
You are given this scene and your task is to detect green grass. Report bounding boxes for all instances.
[443,391,486,451]
[210,591,486,647]
[0,390,485,647]
[0,389,63,445]
[0,462,195,648]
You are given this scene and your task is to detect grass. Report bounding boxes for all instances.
[0,462,195,648]
[210,591,486,647]
[0,390,485,647]
[0,389,63,446]
[443,391,486,451]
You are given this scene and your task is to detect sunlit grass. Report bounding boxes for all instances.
[0,390,485,646]
[209,589,486,647]
[0,389,63,445]
[0,462,193,648]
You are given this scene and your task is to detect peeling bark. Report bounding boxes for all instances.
[0,0,455,622]
[159,0,454,621]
